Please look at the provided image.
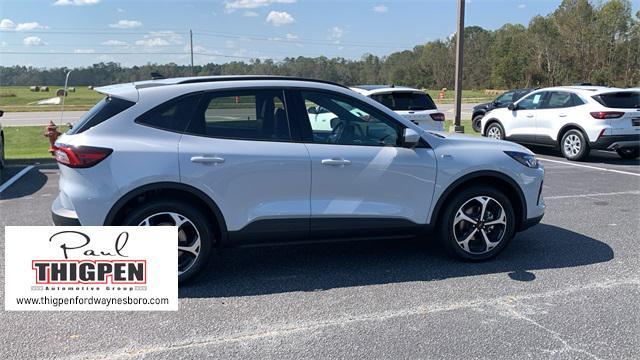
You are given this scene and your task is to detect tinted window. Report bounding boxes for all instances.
[513,90,533,101]
[495,91,515,105]
[188,90,291,141]
[544,91,573,109]
[136,93,202,132]
[68,96,134,134]
[517,92,546,110]
[370,92,436,111]
[593,92,640,109]
[302,91,402,146]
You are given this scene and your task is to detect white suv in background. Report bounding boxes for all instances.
[351,85,445,131]
[481,86,640,161]
[51,76,545,282]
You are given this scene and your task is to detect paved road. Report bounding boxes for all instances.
[1,103,477,127]
[1,149,638,359]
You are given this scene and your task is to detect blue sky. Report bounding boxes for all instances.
[0,0,637,68]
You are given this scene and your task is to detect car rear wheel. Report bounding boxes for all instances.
[439,186,516,260]
[485,122,504,140]
[472,115,483,133]
[561,129,590,161]
[122,200,214,283]
[616,148,639,159]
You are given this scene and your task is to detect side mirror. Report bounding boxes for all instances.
[0,110,4,117]
[507,103,516,111]
[402,128,420,148]
[307,107,317,115]
[66,122,73,129]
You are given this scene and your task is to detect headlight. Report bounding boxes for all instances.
[504,151,538,168]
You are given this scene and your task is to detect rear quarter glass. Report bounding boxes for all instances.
[67,96,135,135]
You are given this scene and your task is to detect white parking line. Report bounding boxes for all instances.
[0,165,35,194]
[545,190,640,200]
[538,157,640,177]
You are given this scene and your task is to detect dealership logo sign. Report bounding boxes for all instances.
[5,226,178,311]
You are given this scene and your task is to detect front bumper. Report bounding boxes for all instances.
[590,134,640,151]
[51,195,80,226]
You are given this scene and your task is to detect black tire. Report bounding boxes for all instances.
[472,115,483,133]
[560,129,590,161]
[438,185,516,261]
[485,122,505,140]
[122,199,214,283]
[616,148,639,159]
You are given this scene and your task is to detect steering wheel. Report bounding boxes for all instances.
[328,118,343,144]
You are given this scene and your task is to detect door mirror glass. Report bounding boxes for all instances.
[402,128,420,148]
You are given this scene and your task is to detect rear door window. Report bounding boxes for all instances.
[543,91,574,109]
[593,92,640,109]
[68,96,135,134]
[370,92,436,111]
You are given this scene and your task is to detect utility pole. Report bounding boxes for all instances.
[190,29,194,76]
[451,0,465,133]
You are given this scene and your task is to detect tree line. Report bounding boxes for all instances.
[1,0,638,89]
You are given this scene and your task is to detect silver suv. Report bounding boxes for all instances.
[51,76,545,282]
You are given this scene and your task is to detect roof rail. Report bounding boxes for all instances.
[177,75,348,88]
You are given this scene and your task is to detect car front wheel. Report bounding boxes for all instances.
[439,186,516,260]
[485,122,504,140]
[616,148,639,159]
[122,199,214,283]
[561,129,590,161]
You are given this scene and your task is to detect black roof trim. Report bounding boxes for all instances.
[177,75,348,89]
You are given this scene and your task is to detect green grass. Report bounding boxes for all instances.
[4,122,476,161]
[4,125,69,159]
[0,86,103,112]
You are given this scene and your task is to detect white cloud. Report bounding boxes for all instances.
[15,22,47,31]
[116,8,125,12]
[23,36,45,46]
[372,5,388,13]
[109,20,142,29]
[285,33,298,40]
[328,26,344,43]
[517,4,526,9]
[0,19,15,30]
[243,11,259,17]
[135,37,170,47]
[53,0,100,5]
[266,11,294,26]
[101,39,128,46]
[74,48,95,53]
[148,31,183,44]
[225,0,295,11]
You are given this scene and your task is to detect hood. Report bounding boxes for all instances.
[426,131,533,154]
[473,102,491,111]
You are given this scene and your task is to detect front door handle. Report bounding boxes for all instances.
[191,155,225,164]
[559,114,567,117]
[321,158,351,167]
[526,114,534,118]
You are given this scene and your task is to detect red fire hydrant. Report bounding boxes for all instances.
[44,120,61,155]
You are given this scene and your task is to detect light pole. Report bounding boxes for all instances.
[450,0,465,133]
[59,70,72,124]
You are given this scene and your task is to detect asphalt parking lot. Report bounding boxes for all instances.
[1,148,639,359]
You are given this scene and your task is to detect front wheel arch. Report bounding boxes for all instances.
[430,171,526,232]
[483,118,503,136]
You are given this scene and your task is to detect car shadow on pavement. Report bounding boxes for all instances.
[0,164,53,201]
[179,224,614,298]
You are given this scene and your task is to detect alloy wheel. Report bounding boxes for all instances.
[453,196,507,255]
[563,134,581,157]
[138,212,201,276]
[487,126,501,139]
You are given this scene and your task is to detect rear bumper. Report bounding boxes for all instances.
[51,195,80,226]
[591,134,640,150]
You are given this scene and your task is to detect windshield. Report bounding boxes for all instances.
[593,92,640,109]
[371,92,437,111]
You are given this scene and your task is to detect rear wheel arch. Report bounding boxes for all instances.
[104,182,227,244]
[557,123,588,147]
[430,171,526,231]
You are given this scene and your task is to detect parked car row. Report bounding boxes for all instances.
[479,86,640,161]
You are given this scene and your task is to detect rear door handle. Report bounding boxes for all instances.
[526,114,534,118]
[559,114,567,117]
[321,158,351,167]
[190,155,225,164]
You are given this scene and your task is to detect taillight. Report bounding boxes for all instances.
[54,144,112,168]
[430,113,445,121]
[590,111,624,119]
